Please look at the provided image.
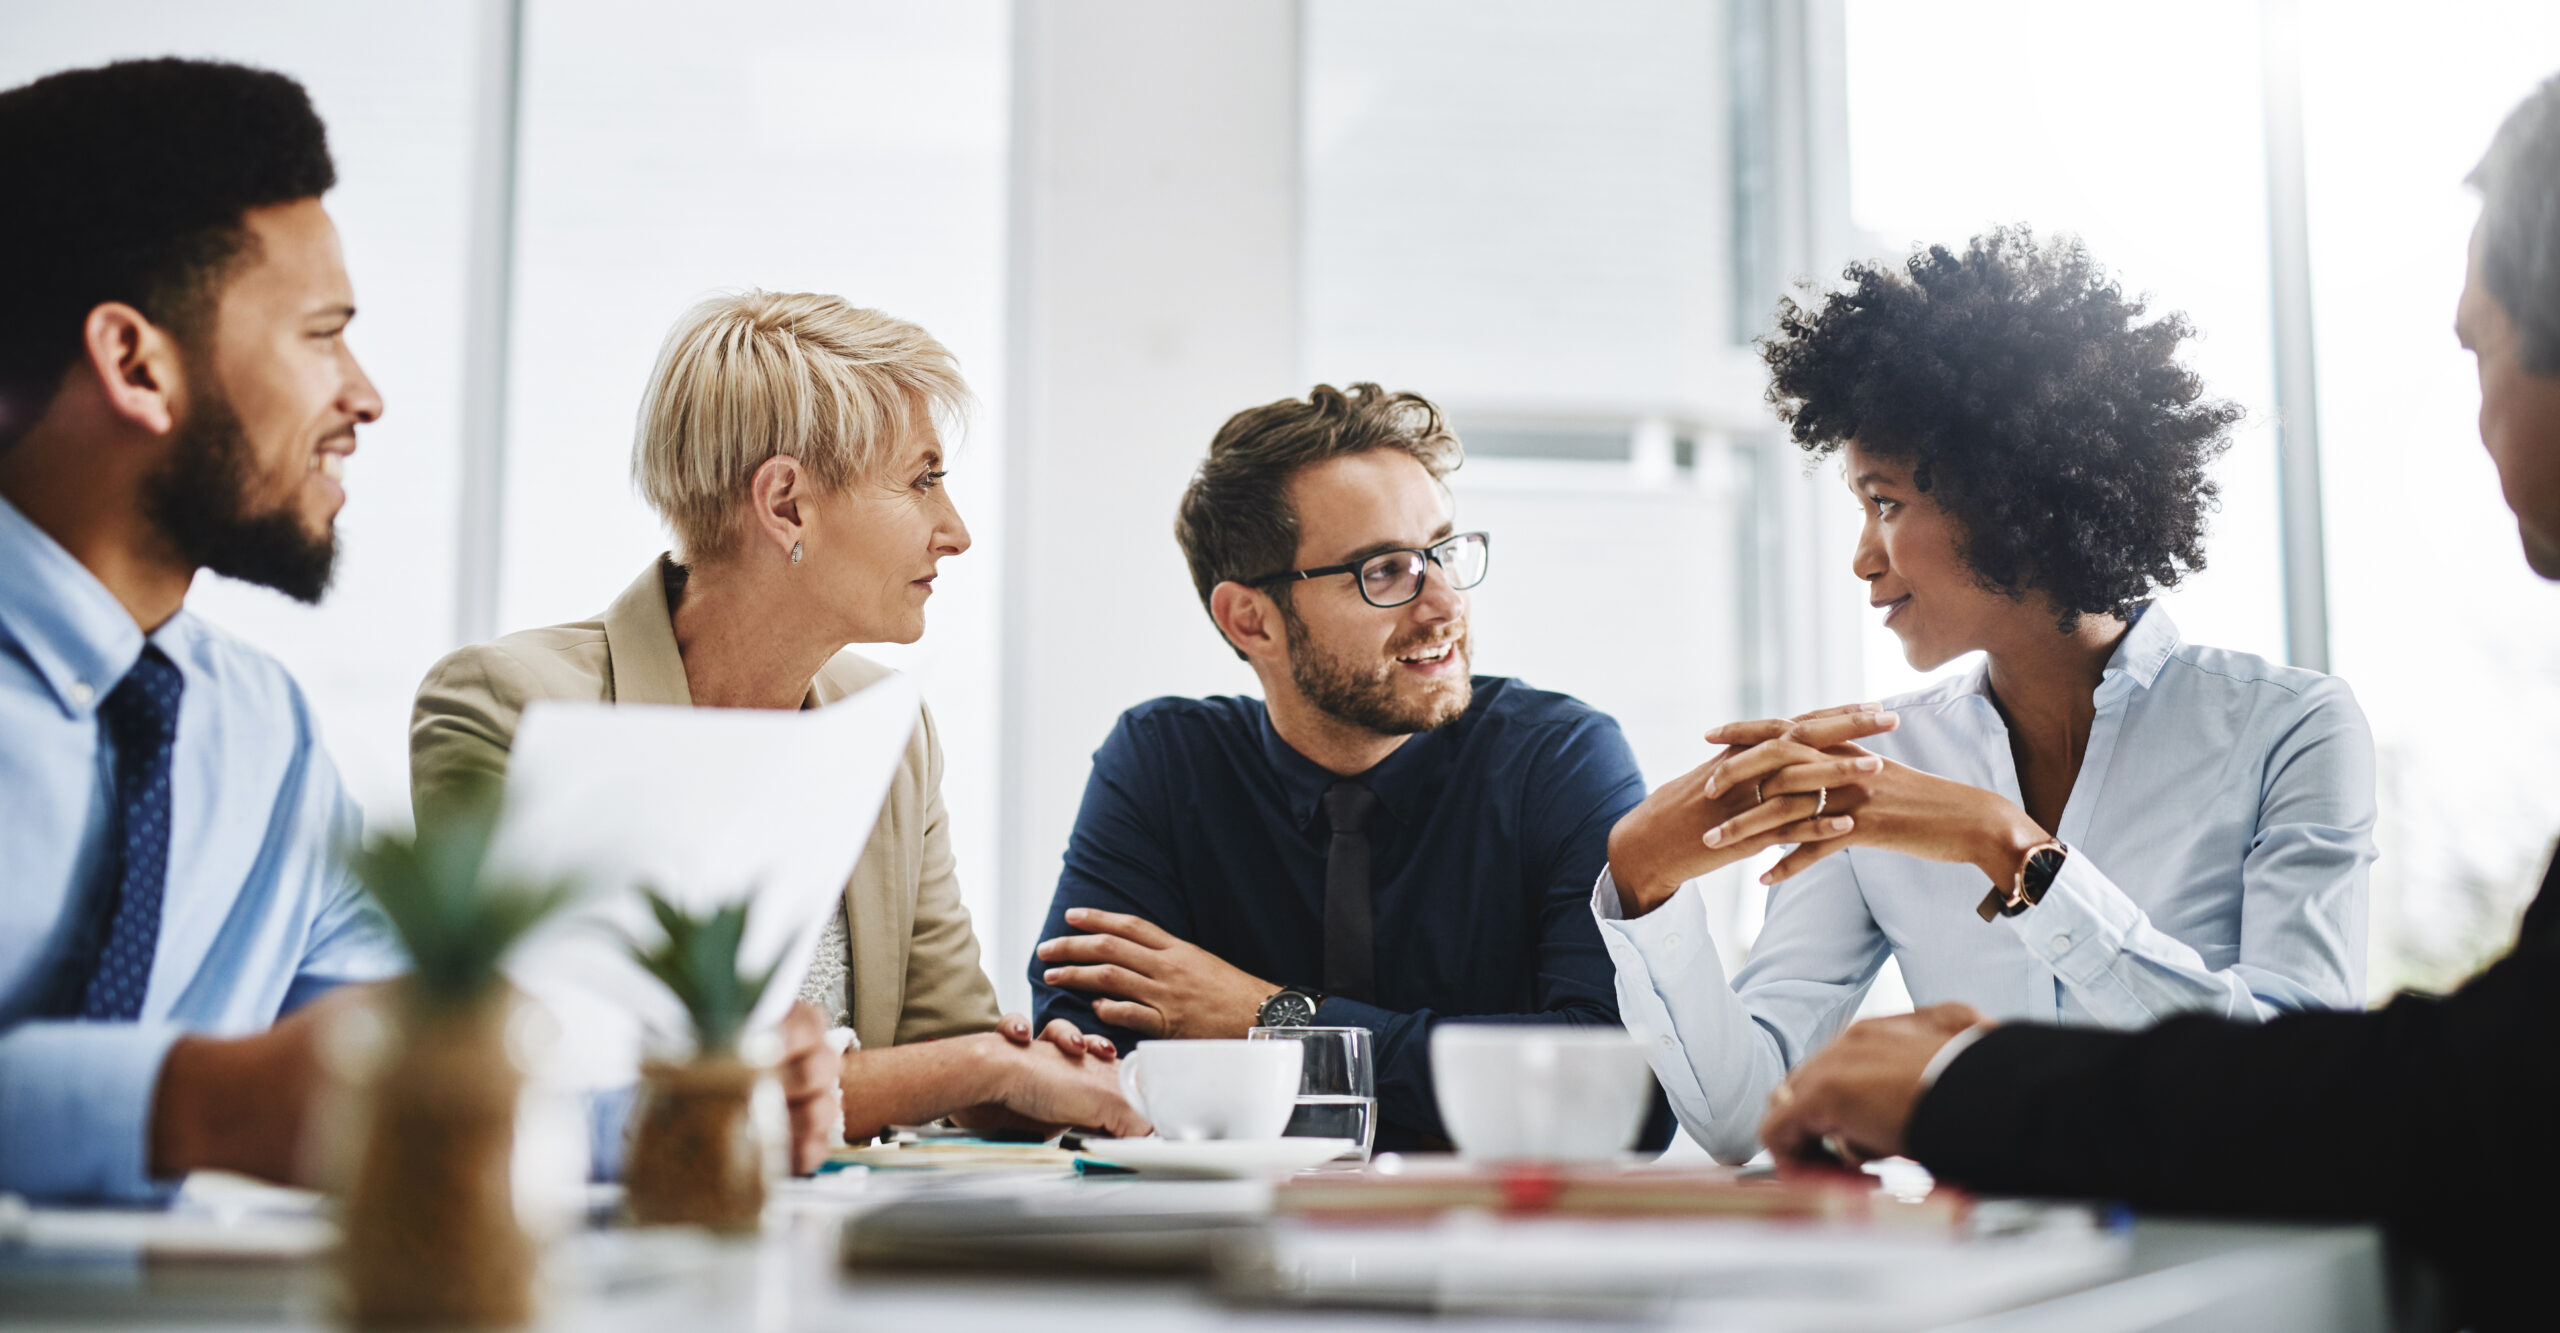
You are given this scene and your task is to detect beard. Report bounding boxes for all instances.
[141,373,338,605]
[1280,600,1473,736]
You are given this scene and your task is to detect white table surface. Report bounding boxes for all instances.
[0,1168,2397,1333]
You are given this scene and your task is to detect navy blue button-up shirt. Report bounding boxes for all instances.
[1030,676,1660,1150]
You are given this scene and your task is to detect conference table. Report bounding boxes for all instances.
[0,1160,2404,1332]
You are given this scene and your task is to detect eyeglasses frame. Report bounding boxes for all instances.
[1240,531,1492,609]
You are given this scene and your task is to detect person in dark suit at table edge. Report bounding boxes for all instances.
[1029,383,1672,1151]
[1756,72,2560,1332]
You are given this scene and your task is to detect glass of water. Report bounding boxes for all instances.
[1247,1025,1375,1161]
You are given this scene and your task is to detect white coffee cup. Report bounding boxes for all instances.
[1116,1039,1303,1141]
[1429,1024,1655,1162]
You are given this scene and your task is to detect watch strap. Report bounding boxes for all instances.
[1256,987,1324,1027]
[1976,840,2069,921]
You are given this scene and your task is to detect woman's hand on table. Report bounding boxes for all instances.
[972,1029,1151,1138]
[777,1001,843,1175]
[1606,706,1899,917]
[997,1011,1119,1061]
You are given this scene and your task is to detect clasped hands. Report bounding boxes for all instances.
[1608,703,2055,918]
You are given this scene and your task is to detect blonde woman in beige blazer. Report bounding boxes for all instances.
[411,292,1143,1142]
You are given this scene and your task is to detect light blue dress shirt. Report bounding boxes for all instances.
[1596,607,2375,1162]
[0,495,404,1201]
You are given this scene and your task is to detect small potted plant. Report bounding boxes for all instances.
[338,791,575,1328]
[620,889,788,1234]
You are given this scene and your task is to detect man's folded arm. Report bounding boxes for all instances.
[1029,720,1192,1048]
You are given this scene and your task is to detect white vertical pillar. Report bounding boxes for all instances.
[2261,0,2330,673]
[998,0,1306,1008]
[454,0,524,649]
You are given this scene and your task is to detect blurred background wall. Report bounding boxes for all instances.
[5,0,2556,1012]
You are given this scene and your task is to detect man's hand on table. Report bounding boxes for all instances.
[1036,907,1274,1039]
[150,983,380,1187]
[1759,1002,1990,1168]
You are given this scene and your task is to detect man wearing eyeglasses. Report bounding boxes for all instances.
[1029,382,1669,1152]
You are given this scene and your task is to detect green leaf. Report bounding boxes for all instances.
[345,776,577,1011]
[626,887,776,1057]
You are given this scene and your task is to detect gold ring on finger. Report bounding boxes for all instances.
[1813,787,1827,818]
[1754,778,1767,805]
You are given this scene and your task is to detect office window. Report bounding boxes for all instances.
[2300,3,2560,991]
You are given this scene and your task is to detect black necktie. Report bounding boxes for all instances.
[1321,781,1379,1004]
[45,646,184,1019]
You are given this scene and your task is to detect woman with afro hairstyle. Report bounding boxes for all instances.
[1592,228,2376,1164]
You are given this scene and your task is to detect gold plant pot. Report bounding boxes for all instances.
[337,984,537,1328]
[624,1057,773,1234]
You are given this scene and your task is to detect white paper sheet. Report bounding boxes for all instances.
[489,672,920,1090]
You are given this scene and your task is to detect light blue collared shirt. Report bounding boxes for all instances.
[1596,608,2375,1162]
[0,496,404,1201]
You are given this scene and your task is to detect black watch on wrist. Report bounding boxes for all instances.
[1976,840,2069,921]
[1255,987,1324,1028]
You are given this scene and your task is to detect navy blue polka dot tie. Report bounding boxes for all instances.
[62,646,185,1021]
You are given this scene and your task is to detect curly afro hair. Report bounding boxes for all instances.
[1760,226,2240,631]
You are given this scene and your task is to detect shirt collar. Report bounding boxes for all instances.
[2104,603,2179,691]
[0,493,148,718]
[1256,688,1474,833]
[1943,603,2180,706]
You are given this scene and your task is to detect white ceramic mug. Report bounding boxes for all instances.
[1115,1039,1303,1141]
[1429,1024,1655,1161]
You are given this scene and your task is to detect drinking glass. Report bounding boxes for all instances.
[1247,1025,1376,1161]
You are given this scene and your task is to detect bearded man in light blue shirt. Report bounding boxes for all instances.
[0,58,407,1203]
[0,59,846,1206]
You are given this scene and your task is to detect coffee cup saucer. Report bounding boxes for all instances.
[1075,1137,1357,1179]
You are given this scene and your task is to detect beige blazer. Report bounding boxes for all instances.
[408,556,1001,1051]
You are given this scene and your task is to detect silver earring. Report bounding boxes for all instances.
[790,541,803,565]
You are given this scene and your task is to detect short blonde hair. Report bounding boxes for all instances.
[632,291,969,560]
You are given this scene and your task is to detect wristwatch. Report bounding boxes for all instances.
[1976,840,2069,921]
[1255,987,1324,1028]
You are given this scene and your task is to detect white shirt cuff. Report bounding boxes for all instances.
[1591,867,1711,970]
[1591,864,1631,921]
[0,1020,188,1202]
[1917,1021,1996,1092]
[2004,851,2136,983]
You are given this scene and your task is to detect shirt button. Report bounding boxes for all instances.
[1665,933,1683,950]
[2050,933,2072,952]
[1658,1035,1676,1050]
[67,681,94,707]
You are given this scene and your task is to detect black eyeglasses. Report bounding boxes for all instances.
[1244,531,1491,608]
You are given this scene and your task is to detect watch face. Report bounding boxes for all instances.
[1261,992,1317,1027]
